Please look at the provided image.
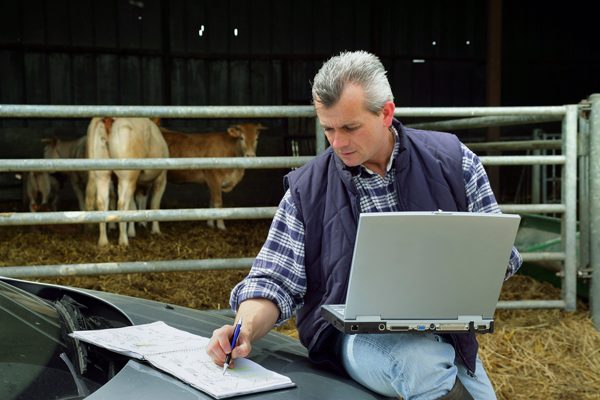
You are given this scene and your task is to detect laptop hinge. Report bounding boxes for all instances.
[355,315,382,322]
[457,315,484,322]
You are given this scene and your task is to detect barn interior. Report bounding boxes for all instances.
[1,1,600,399]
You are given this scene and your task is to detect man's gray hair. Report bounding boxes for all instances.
[311,50,394,114]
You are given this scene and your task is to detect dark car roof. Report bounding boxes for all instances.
[1,277,386,400]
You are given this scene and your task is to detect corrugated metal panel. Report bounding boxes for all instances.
[207,1,229,54]
[73,55,97,104]
[249,0,271,54]
[2,0,492,117]
[48,54,72,104]
[290,2,313,55]
[24,53,48,103]
[95,0,119,48]
[141,57,163,104]
[230,60,250,105]
[0,1,20,44]
[22,0,45,45]
[119,55,142,104]
[47,0,70,46]
[96,54,120,103]
[70,0,95,47]
[271,2,291,55]
[0,51,24,103]
[230,0,250,55]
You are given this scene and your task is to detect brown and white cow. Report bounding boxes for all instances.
[160,123,266,230]
[22,171,60,212]
[85,117,169,246]
[43,136,88,211]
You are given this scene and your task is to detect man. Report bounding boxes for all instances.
[207,51,522,399]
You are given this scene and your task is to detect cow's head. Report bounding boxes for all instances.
[227,123,267,157]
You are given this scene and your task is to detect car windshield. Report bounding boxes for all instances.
[0,281,106,400]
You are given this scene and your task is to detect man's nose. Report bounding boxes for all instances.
[330,131,349,149]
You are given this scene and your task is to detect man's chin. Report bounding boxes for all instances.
[336,154,360,167]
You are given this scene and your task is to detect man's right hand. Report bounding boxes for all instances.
[206,323,252,368]
[205,298,280,368]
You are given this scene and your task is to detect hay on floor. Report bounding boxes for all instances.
[1,221,599,399]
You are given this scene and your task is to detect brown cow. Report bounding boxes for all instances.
[85,117,169,246]
[160,123,266,230]
[43,136,88,211]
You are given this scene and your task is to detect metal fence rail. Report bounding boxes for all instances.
[0,104,583,313]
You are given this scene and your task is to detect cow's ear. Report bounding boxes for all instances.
[150,117,161,126]
[257,124,268,131]
[227,125,243,137]
[102,117,115,133]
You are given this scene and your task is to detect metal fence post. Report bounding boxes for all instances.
[562,105,578,311]
[578,106,590,272]
[315,117,325,154]
[589,94,600,328]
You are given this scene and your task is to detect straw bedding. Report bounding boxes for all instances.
[1,220,599,399]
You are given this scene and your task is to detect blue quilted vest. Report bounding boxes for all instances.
[284,120,478,373]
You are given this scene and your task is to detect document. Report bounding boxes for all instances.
[70,321,296,399]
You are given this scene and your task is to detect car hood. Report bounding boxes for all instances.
[1,277,383,400]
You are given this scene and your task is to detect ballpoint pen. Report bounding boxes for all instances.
[222,317,243,375]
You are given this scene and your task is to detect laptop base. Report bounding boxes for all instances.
[321,305,495,335]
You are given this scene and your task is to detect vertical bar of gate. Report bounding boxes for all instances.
[589,93,600,328]
[531,129,542,204]
[562,105,578,311]
[315,117,326,154]
[578,109,590,273]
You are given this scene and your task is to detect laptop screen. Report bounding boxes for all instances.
[343,211,520,320]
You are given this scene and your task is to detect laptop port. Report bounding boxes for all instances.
[350,324,359,332]
[388,325,410,331]
[436,324,469,332]
[430,323,436,330]
[378,324,386,331]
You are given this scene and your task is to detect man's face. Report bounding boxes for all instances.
[315,84,395,174]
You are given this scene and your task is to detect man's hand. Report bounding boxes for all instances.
[206,324,251,369]
[205,298,280,368]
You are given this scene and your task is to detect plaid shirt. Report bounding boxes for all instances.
[231,132,523,323]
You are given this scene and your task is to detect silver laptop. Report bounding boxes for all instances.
[321,211,520,334]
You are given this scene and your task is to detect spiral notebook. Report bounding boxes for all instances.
[70,321,295,399]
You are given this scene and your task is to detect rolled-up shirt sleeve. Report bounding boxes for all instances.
[230,190,307,324]
[461,143,523,279]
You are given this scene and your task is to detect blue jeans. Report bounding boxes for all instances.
[339,333,496,399]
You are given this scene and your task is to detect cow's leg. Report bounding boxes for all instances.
[206,177,225,230]
[135,186,149,229]
[84,172,96,212]
[84,172,96,233]
[71,175,86,211]
[148,171,167,235]
[93,171,112,246]
[127,193,137,238]
[108,178,117,230]
[116,173,138,246]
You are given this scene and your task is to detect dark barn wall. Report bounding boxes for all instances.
[0,0,596,208]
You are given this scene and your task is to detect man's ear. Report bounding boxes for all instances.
[381,101,395,127]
